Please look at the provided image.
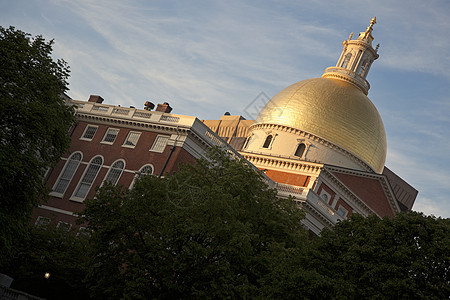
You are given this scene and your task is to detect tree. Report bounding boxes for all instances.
[0,224,90,300]
[0,26,75,256]
[302,212,450,299]
[79,149,307,299]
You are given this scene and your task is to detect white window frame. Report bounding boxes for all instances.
[101,128,120,145]
[336,205,349,218]
[319,190,331,204]
[150,135,169,153]
[102,159,125,186]
[243,133,253,149]
[122,131,141,148]
[261,132,277,150]
[35,216,51,227]
[80,125,98,141]
[70,155,104,202]
[56,221,72,232]
[77,227,91,238]
[130,164,154,189]
[51,151,83,197]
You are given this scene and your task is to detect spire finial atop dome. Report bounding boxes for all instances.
[322,18,380,95]
[365,17,376,37]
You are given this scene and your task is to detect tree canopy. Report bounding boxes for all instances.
[272,212,450,299]
[0,26,75,256]
[2,147,448,299]
[79,149,307,299]
[1,224,90,300]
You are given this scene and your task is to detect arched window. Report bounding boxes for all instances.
[357,59,368,76]
[243,134,252,149]
[73,156,103,200]
[340,53,352,68]
[130,164,154,189]
[262,135,273,148]
[138,165,154,178]
[52,152,82,195]
[103,160,125,186]
[295,143,306,157]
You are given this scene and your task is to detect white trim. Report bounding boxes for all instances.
[336,205,349,218]
[319,190,331,203]
[57,221,72,231]
[70,155,104,202]
[35,216,51,226]
[39,205,76,216]
[52,151,83,196]
[80,124,98,141]
[101,159,126,186]
[149,135,170,153]
[122,131,141,148]
[101,128,120,145]
[261,132,277,150]
[130,164,155,189]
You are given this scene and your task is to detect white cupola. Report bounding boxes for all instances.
[322,17,379,95]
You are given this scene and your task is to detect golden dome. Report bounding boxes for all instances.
[255,77,386,173]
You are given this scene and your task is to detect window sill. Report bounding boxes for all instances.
[122,144,136,149]
[49,192,64,198]
[69,196,85,203]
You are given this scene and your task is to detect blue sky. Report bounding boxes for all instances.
[2,0,449,218]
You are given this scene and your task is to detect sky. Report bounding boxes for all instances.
[1,0,449,218]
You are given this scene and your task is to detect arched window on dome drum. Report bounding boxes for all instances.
[262,135,273,148]
[295,143,306,158]
[340,53,352,68]
[243,134,253,149]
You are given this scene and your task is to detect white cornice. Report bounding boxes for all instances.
[240,151,323,175]
[247,123,373,173]
[320,167,376,216]
[324,165,400,215]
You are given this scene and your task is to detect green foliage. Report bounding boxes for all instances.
[301,212,450,299]
[79,148,307,299]
[0,26,75,256]
[0,224,90,299]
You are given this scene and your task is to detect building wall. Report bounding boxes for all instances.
[34,99,215,230]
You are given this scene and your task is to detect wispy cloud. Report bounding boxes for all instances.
[2,0,449,217]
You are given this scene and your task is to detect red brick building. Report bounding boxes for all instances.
[33,95,236,232]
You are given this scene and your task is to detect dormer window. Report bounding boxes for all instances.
[262,135,273,148]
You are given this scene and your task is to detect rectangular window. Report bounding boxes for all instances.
[35,216,51,227]
[77,227,91,238]
[150,135,169,153]
[80,125,98,141]
[337,205,348,218]
[56,221,72,232]
[101,128,119,144]
[123,131,141,148]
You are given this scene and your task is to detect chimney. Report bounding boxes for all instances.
[155,102,172,113]
[144,101,155,111]
[88,95,104,104]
